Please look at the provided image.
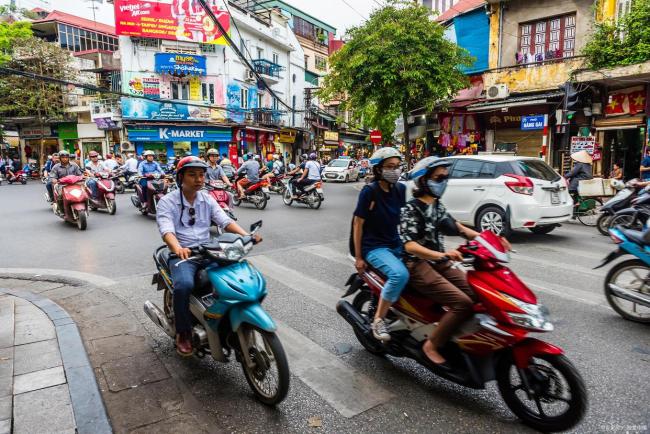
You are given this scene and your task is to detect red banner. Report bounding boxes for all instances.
[114,0,230,44]
[605,87,646,117]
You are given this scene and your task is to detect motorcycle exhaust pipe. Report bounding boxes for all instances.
[336,300,371,333]
[608,284,650,308]
[143,300,175,338]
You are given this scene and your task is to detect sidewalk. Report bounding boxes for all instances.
[0,275,219,434]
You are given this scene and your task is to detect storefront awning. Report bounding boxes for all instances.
[450,99,482,108]
[593,115,645,131]
[467,92,563,112]
[245,126,278,133]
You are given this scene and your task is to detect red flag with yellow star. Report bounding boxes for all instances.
[605,93,626,116]
[628,91,646,114]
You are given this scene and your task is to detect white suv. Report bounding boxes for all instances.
[406,155,573,236]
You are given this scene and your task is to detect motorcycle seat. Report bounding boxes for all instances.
[622,228,648,246]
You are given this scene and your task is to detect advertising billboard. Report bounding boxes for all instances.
[121,97,210,121]
[154,53,206,76]
[122,72,161,98]
[114,0,230,44]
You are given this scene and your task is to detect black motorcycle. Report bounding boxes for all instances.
[607,193,650,232]
[597,181,647,235]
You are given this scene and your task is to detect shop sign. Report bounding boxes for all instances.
[237,129,257,143]
[370,130,382,144]
[592,149,602,161]
[21,126,52,138]
[121,97,210,121]
[127,126,231,143]
[488,114,522,128]
[324,131,339,142]
[520,115,545,131]
[113,0,230,45]
[570,136,596,155]
[605,86,646,117]
[56,123,78,139]
[123,72,161,98]
[94,118,119,130]
[154,53,207,76]
[189,77,201,100]
[279,129,296,144]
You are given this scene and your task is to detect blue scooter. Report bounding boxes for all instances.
[595,226,650,323]
[144,221,290,404]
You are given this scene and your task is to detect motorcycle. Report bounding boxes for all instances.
[4,169,27,185]
[282,175,324,209]
[51,175,90,230]
[232,176,270,210]
[112,168,127,194]
[86,172,117,215]
[144,221,290,405]
[205,179,237,222]
[337,231,587,432]
[267,174,287,195]
[596,225,650,323]
[597,180,648,235]
[131,173,169,216]
[607,192,650,232]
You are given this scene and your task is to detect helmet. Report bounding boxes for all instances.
[52,153,59,157]
[184,151,192,157]
[220,158,232,166]
[410,156,452,184]
[309,152,317,160]
[272,154,279,160]
[206,148,219,156]
[59,150,70,158]
[143,150,155,157]
[301,153,308,161]
[254,154,260,160]
[89,151,99,158]
[176,156,208,185]
[369,147,402,167]
[247,152,254,159]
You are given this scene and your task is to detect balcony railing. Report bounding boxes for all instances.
[252,108,285,126]
[252,59,285,79]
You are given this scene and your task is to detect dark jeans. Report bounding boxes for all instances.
[295,179,315,194]
[168,258,204,335]
[46,181,54,201]
[139,178,149,203]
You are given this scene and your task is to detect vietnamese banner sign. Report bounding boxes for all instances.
[123,71,161,98]
[121,97,210,121]
[114,0,230,44]
[154,53,206,76]
[570,136,596,155]
[520,115,545,131]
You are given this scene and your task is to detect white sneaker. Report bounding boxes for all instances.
[372,318,391,342]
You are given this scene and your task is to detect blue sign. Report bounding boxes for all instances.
[154,53,206,76]
[127,126,232,143]
[521,115,545,131]
[121,97,210,121]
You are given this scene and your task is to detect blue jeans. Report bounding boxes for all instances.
[365,247,409,303]
[139,178,149,203]
[46,181,54,201]
[86,178,98,199]
[169,258,206,334]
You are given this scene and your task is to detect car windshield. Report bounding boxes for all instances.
[511,160,561,182]
[328,160,349,167]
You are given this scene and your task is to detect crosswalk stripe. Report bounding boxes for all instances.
[276,320,394,418]
[297,244,354,268]
[249,256,342,310]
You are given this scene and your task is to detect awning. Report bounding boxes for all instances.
[312,122,329,130]
[467,92,563,112]
[341,138,371,145]
[593,115,645,131]
[324,140,339,145]
[245,126,278,133]
[450,99,482,108]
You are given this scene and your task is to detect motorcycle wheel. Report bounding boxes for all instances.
[232,195,241,207]
[77,212,87,231]
[238,324,290,406]
[282,188,293,206]
[604,259,650,323]
[608,213,643,231]
[307,191,322,210]
[351,291,386,355]
[107,198,117,215]
[115,182,125,194]
[254,191,267,210]
[497,353,587,432]
[596,213,612,236]
[21,179,26,185]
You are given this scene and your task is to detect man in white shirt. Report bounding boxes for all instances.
[294,152,321,198]
[102,153,119,171]
[122,152,139,181]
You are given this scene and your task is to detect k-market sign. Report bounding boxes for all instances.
[126,126,231,143]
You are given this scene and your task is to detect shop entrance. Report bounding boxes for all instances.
[605,128,644,180]
[143,142,169,164]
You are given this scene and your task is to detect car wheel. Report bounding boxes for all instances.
[345,174,349,183]
[477,206,511,237]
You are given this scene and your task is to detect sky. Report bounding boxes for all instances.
[4,0,379,37]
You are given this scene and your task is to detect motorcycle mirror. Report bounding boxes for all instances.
[250,220,263,232]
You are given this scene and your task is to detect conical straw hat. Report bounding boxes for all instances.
[571,150,592,164]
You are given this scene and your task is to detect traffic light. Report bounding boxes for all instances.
[558,82,579,125]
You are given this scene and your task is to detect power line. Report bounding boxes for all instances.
[339,0,367,21]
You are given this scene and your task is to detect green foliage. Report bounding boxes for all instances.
[583,0,650,69]
[319,0,471,149]
[0,21,32,65]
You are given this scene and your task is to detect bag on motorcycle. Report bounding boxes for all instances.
[348,183,381,257]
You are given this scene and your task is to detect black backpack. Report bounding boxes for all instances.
[348,182,381,257]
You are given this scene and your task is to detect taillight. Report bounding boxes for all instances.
[504,174,534,195]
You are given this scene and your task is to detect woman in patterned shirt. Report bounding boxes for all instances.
[400,157,510,368]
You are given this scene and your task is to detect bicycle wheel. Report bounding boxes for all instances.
[576,198,603,226]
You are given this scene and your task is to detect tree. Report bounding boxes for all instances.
[0,36,74,165]
[583,0,650,69]
[0,21,32,65]
[319,0,472,162]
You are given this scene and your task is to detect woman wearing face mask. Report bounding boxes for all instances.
[352,148,409,342]
[400,157,510,368]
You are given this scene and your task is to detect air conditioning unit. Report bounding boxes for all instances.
[121,142,133,151]
[245,69,256,82]
[486,84,509,100]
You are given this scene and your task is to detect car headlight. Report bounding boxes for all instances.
[503,294,553,332]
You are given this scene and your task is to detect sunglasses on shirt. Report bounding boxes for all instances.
[187,207,195,226]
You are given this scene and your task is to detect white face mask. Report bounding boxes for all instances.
[382,168,402,184]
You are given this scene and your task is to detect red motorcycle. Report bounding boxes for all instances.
[86,172,117,215]
[52,175,89,230]
[267,173,287,195]
[232,175,270,210]
[337,231,587,432]
[131,173,169,216]
[205,179,236,222]
[4,169,27,185]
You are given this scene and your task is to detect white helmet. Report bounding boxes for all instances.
[143,150,155,157]
[369,147,402,167]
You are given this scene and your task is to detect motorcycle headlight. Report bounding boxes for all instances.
[503,295,554,332]
[219,243,245,261]
[69,189,82,198]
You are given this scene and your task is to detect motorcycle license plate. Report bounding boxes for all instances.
[551,191,560,205]
[262,187,270,193]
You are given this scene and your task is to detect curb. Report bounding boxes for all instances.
[0,287,112,434]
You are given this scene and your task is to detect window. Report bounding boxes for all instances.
[272,52,279,65]
[240,88,249,109]
[202,83,215,104]
[257,47,264,59]
[172,82,190,100]
[201,43,217,54]
[257,93,264,109]
[478,162,496,179]
[315,55,327,71]
[304,55,309,69]
[519,14,576,60]
[293,16,315,39]
[450,159,484,179]
[616,0,632,22]
[272,97,278,111]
